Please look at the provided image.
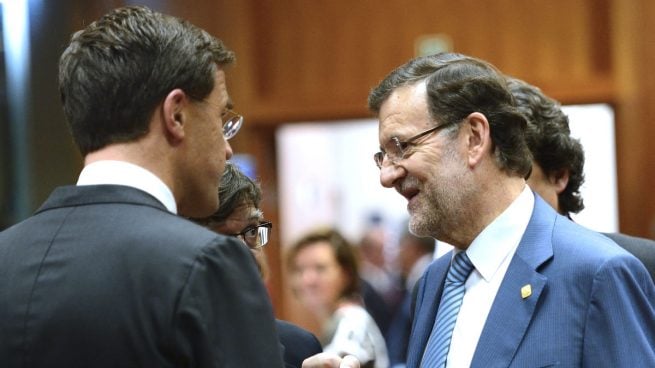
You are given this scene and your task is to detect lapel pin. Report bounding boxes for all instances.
[521,284,532,299]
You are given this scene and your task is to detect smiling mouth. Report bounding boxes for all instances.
[397,186,419,203]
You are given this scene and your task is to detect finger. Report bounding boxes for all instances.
[302,352,340,368]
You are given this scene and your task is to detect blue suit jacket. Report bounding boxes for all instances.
[407,194,655,367]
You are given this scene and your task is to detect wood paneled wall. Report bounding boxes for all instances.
[170,0,615,121]
[67,0,655,331]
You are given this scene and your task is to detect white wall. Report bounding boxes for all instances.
[564,104,618,232]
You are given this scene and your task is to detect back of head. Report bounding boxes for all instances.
[59,6,235,156]
[368,52,532,178]
[507,77,585,215]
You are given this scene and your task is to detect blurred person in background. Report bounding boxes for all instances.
[386,228,435,368]
[508,77,655,281]
[358,223,398,302]
[396,229,436,293]
[287,228,389,368]
[357,224,398,336]
[192,162,323,368]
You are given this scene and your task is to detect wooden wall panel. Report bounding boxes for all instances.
[611,0,655,238]
[240,0,613,123]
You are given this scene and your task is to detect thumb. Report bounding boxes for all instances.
[340,355,360,368]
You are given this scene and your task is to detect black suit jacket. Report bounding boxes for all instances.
[276,319,322,368]
[0,185,284,367]
[604,232,655,282]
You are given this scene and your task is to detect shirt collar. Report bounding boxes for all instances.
[465,185,534,282]
[77,160,177,214]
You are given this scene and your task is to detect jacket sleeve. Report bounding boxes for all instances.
[583,254,655,367]
[174,236,284,367]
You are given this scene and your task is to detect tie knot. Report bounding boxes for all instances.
[446,252,474,283]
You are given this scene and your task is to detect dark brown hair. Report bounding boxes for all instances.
[59,6,235,156]
[192,162,262,225]
[507,77,585,215]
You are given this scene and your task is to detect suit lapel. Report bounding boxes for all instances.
[470,195,556,367]
[406,253,451,368]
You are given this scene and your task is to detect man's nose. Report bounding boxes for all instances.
[224,140,234,159]
[380,163,405,188]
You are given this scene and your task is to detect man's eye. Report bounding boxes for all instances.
[243,227,258,238]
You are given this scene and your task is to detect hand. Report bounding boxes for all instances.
[302,353,360,368]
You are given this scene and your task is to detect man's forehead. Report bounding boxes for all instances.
[213,69,229,106]
[226,202,262,222]
[378,82,432,139]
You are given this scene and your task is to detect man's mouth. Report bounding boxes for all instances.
[397,184,419,204]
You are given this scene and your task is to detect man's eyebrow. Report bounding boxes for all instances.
[248,209,264,221]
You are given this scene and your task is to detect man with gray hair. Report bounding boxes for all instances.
[367,52,654,367]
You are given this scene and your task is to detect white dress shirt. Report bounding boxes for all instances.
[446,185,534,367]
[77,160,177,214]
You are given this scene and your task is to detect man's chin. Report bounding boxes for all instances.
[408,217,425,236]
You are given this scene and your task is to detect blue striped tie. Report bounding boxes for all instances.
[421,251,475,367]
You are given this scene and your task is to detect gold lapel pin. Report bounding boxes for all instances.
[521,284,532,299]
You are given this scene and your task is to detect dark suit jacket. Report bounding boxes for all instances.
[276,319,322,368]
[407,194,655,367]
[0,185,284,367]
[604,232,655,282]
[360,278,393,336]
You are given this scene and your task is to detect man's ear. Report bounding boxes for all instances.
[465,112,491,168]
[550,169,570,195]
[162,89,188,142]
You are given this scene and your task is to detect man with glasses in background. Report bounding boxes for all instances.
[0,6,284,367]
[193,162,324,368]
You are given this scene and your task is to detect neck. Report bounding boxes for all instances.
[84,134,175,196]
[448,175,526,249]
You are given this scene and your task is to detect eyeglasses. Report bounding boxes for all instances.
[373,121,457,168]
[230,221,273,249]
[222,109,243,140]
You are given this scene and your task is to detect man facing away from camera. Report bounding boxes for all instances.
[0,6,284,367]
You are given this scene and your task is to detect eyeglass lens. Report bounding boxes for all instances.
[374,138,403,168]
[222,111,243,140]
[240,223,272,249]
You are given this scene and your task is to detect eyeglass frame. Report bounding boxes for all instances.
[373,120,459,168]
[228,221,273,249]
[222,109,243,140]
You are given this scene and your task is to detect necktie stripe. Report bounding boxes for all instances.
[420,252,474,367]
